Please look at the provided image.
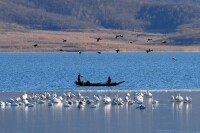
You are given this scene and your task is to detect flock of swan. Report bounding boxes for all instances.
[0,91,192,109]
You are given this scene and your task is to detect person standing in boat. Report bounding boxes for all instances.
[77,73,82,82]
[107,76,111,84]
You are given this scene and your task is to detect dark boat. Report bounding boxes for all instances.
[75,81,125,86]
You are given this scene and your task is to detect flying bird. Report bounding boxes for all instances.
[115,35,124,39]
[97,38,102,42]
[172,57,177,61]
[162,41,167,44]
[63,39,67,42]
[33,44,38,47]
[146,38,153,42]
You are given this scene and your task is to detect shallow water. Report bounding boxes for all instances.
[0,52,200,91]
[0,91,199,133]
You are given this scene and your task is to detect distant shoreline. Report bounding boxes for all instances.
[0,29,200,52]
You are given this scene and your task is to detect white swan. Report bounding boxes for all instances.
[144,90,153,98]
[184,96,192,103]
[86,99,94,104]
[23,99,29,106]
[135,95,143,104]
[52,97,61,104]
[8,98,15,103]
[5,102,11,106]
[128,100,136,105]
[152,100,159,105]
[124,95,130,102]
[78,101,86,108]
[37,99,45,104]
[103,96,111,104]
[0,101,5,107]
[93,95,100,102]
[63,102,71,107]
[175,93,183,102]
[48,101,53,106]
[136,104,146,109]
[171,95,175,102]
[126,93,130,97]
[21,92,28,100]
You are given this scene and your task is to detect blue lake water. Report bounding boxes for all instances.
[0,52,199,92]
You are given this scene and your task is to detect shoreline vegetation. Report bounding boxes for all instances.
[0,28,200,52]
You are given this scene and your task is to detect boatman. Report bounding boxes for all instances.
[107,76,111,84]
[78,73,82,82]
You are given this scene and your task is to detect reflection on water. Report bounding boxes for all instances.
[176,102,183,110]
[0,91,199,133]
[104,104,111,115]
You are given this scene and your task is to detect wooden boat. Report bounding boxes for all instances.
[74,81,125,86]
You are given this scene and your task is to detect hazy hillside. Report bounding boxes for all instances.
[1,0,200,33]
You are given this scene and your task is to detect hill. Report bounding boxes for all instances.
[1,0,200,33]
[0,0,200,51]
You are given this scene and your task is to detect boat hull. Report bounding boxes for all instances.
[75,81,125,86]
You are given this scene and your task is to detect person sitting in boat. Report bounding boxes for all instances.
[107,76,111,84]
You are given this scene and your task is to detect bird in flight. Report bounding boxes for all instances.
[115,35,124,39]
[63,39,67,42]
[146,38,153,42]
[97,38,102,42]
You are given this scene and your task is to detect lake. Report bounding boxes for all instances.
[0,52,200,133]
[0,52,199,92]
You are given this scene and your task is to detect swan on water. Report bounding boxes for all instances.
[37,99,45,104]
[8,98,15,103]
[126,93,130,97]
[128,100,136,105]
[93,95,100,102]
[0,101,5,107]
[112,95,119,105]
[52,97,61,104]
[78,100,86,108]
[23,99,29,106]
[63,101,71,107]
[103,96,111,104]
[59,96,63,101]
[171,95,175,102]
[152,100,159,105]
[144,90,153,98]
[136,104,146,109]
[18,102,24,105]
[134,94,143,104]
[175,93,183,102]
[86,99,94,104]
[15,97,22,102]
[21,92,28,100]
[5,102,11,106]
[48,102,53,106]
[124,96,130,102]
[72,99,79,104]
[184,96,192,103]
